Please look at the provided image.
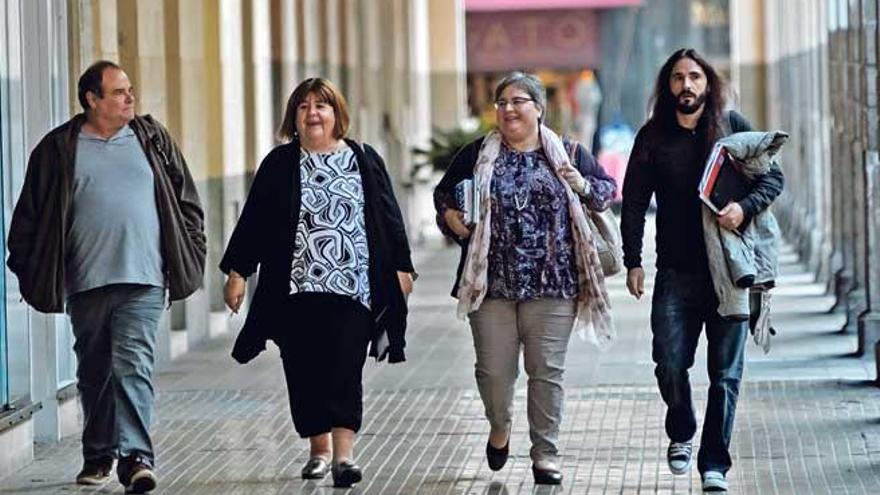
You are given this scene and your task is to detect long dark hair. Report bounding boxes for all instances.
[647,48,727,151]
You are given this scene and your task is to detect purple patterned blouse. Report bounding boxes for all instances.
[434,137,617,301]
[487,144,579,300]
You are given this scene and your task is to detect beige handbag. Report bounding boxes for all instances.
[585,207,624,276]
[567,142,624,276]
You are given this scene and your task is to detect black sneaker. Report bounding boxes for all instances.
[117,455,157,494]
[76,458,114,485]
[667,441,693,475]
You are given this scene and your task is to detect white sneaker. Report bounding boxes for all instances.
[701,470,728,492]
[667,441,693,475]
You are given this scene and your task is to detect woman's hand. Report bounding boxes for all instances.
[562,165,591,196]
[443,208,472,239]
[224,271,246,314]
[397,271,414,297]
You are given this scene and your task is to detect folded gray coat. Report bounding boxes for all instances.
[702,131,788,319]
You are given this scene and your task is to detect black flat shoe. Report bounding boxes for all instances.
[486,439,509,471]
[331,460,362,488]
[532,464,563,485]
[301,457,330,480]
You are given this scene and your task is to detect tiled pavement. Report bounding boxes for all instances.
[2,220,880,494]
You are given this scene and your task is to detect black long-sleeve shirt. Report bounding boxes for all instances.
[620,111,785,272]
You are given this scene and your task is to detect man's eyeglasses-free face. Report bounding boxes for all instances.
[494,97,534,110]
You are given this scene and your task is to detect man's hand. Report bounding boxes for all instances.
[224,271,246,314]
[443,208,472,239]
[397,271,414,297]
[718,202,744,231]
[626,267,645,299]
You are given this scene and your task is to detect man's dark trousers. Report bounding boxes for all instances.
[650,268,748,475]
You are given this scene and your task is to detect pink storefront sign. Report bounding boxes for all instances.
[466,10,600,72]
[465,0,641,10]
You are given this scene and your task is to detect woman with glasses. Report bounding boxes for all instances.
[433,71,616,485]
[220,78,415,488]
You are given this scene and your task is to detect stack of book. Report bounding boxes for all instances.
[454,178,480,225]
[698,143,751,214]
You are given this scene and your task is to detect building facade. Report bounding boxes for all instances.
[0,0,467,477]
[729,0,880,379]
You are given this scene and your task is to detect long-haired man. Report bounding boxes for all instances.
[620,48,784,492]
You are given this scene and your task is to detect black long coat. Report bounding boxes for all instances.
[220,139,415,364]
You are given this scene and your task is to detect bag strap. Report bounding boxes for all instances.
[564,138,578,167]
[719,111,734,138]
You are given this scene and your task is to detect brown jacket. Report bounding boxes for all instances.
[6,113,206,313]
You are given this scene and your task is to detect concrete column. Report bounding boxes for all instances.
[301,0,322,77]
[408,0,435,244]
[161,0,216,349]
[67,0,121,118]
[730,0,766,127]
[857,0,880,373]
[409,0,431,148]
[218,0,247,319]
[813,0,836,284]
[342,0,364,138]
[360,0,383,148]
[842,0,869,338]
[381,0,410,190]
[791,0,827,275]
[117,0,168,123]
[428,0,467,131]
[828,2,855,321]
[324,0,341,84]
[199,0,248,343]
[273,0,299,123]
[243,0,274,167]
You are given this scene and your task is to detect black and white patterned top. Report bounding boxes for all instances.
[290,147,371,309]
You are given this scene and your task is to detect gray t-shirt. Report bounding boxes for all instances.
[66,125,164,295]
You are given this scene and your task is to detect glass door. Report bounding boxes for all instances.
[0,93,6,409]
[0,0,9,409]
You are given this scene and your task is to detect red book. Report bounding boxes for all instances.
[699,143,751,214]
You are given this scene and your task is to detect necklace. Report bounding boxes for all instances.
[301,140,343,154]
[513,153,533,211]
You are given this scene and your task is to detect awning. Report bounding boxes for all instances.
[465,0,641,11]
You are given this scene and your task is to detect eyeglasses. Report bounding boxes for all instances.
[493,97,534,110]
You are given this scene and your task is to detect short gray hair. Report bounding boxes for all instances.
[494,71,546,119]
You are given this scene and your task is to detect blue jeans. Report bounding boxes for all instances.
[67,284,165,467]
[651,269,747,475]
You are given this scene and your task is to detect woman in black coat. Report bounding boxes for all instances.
[220,78,415,488]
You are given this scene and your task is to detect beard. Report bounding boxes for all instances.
[675,91,707,114]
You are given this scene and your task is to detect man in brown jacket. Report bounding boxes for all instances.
[7,60,205,494]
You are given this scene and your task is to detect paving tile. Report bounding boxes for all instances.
[2,222,879,494]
